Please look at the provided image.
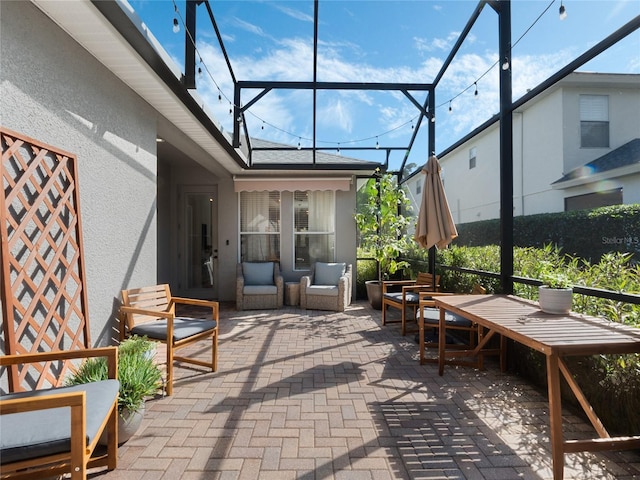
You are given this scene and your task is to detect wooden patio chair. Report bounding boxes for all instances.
[381,272,440,335]
[417,284,503,367]
[0,347,119,480]
[119,284,219,396]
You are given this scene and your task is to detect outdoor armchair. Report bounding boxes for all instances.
[381,272,440,335]
[300,262,352,312]
[0,347,119,480]
[119,284,219,396]
[236,261,284,310]
[417,284,503,367]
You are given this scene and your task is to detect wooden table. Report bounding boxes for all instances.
[433,294,640,480]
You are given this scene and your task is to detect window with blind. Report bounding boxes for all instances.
[580,94,609,148]
[239,191,281,262]
[293,191,335,270]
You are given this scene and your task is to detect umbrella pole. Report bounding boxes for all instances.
[428,246,436,279]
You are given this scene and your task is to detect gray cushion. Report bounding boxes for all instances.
[419,308,473,327]
[314,262,345,286]
[306,285,339,297]
[383,292,420,305]
[1,379,119,465]
[243,285,277,295]
[132,317,217,342]
[242,262,274,286]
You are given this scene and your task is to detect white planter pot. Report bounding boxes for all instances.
[99,406,145,446]
[538,286,573,314]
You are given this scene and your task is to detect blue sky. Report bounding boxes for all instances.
[131,0,640,171]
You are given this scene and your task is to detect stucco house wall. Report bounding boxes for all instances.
[1,2,158,345]
[428,74,640,225]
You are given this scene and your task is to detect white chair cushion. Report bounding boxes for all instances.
[243,285,278,295]
[243,262,274,285]
[306,285,339,297]
[314,262,346,286]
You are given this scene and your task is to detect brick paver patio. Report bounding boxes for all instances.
[98,301,640,480]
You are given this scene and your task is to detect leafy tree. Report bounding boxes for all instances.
[355,169,413,282]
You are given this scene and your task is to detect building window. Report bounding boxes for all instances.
[469,147,477,169]
[239,191,280,262]
[580,95,609,148]
[293,191,335,269]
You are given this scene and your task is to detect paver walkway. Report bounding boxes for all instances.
[99,301,640,480]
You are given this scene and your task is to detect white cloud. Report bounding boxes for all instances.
[232,17,267,37]
[274,5,314,23]
[318,99,353,133]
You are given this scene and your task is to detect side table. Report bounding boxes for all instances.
[285,282,300,306]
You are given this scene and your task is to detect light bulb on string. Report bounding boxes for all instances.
[337,143,341,155]
[173,17,180,33]
[229,102,232,116]
[502,57,510,70]
[218,92,222,103]
[261,122,265,130]
[297,138,301,150]
[448,101,452,113]
[474,82,478,97]
[375,137,379,150]
[559,1,567,20]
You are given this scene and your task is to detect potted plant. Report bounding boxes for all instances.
[66,335,163,444]
[355,169,413,309]
[538,267,573,314]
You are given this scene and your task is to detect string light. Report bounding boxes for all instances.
[559,1,567,20]
[297,138,301,150]
[171,0,556,156]
[173,4,180,33]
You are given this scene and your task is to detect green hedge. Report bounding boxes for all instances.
[454,204,640,262]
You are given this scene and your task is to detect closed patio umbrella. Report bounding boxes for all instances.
[414,155,458,250]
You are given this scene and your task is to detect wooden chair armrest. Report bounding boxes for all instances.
[382,279,416,293]
[0,390,85,415]
[0,347,118,379]
[170,297,218,308]
[418,291,454,307]
[119,306,174,319]
[402,284,436,293]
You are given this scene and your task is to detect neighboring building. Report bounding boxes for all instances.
[1,1,377,344]
[407,72,640,225]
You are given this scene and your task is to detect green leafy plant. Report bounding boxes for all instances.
[539,269,573,289]
[354,169,413,282]
[66,335,162,415]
